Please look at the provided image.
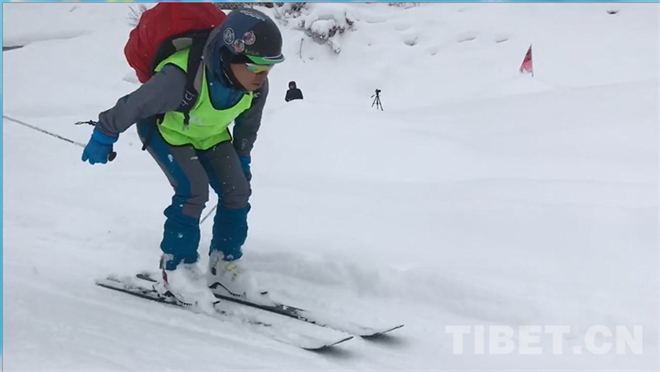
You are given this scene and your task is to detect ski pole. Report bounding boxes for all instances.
[3,115,116,161]
[200,203,218,224]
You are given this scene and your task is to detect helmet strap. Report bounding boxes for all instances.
[220,48,250,92]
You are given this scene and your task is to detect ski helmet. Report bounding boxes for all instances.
[215,8,284,65]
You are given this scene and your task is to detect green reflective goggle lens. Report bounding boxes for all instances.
[245,63,274,74]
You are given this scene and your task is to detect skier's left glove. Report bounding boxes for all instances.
[239,157,252,182]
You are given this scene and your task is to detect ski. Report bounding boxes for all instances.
[137,271,404,337]
[96,275,353,350]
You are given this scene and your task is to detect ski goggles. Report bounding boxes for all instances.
[245,63,274,74]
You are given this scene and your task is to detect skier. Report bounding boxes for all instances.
[285,81,303,102]
[81,8,284,312]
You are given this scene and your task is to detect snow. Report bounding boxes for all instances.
[3,2,659,370]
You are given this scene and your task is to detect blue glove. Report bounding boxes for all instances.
[239,157,252,182]
[82,127,118,165]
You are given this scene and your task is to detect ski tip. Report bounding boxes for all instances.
[362,324,404,338]
[304,335,354,351]
[334,335,355,346]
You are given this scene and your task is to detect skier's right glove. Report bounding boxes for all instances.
[82,127,118,165]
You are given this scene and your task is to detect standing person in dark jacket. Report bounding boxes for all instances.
[80,9,284,312]
[285,81,303,102]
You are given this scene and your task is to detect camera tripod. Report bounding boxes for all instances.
[371,89,383,111]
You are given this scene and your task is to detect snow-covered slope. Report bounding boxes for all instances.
[3,3,658,370]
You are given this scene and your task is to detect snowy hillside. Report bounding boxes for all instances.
[3,2,659,370]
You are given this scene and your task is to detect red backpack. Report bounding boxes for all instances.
[124,3,226,124]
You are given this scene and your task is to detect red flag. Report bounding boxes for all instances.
[519,44,534,76]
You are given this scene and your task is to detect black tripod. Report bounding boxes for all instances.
[371,89,383,111]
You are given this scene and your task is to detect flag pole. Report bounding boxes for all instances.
[530,44,534,77]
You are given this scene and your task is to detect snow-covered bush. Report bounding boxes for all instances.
[127,4,148,27]
[387,3,419,9]
[214,3,282,10]
[274,3,357,54]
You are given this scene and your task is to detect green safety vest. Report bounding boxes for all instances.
[155,49,253,150]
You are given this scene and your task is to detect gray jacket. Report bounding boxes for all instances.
[97,36,268,158]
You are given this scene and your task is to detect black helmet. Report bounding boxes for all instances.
[216,8,284,65]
